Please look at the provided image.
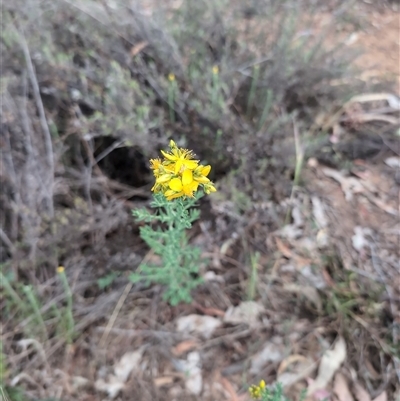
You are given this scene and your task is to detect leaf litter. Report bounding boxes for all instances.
[3,1,400,401]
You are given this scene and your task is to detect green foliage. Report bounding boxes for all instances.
[56,268,75,344]
[130,193,204,305]
[1,386,29,401]
[249,382,306,401]
[97,271,120,290]
[0,265,76,344]
[0,341,6,384]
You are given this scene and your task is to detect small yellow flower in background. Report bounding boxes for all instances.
[168,73,175,81]
[150,140,216,200]
[57,266,65,274]
[212,65,219,74]
[249,380,266,400]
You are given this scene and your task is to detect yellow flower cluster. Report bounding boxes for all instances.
[249,380,266,400]
[150,140,216,201]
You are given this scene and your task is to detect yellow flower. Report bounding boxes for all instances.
[150,158,174,193]
[203,182,217,194]
[150,158,163,178]
[212,65,219,74]
[161,140,199,174]
[249,380,266,400]
[150,139,216,200]
[164,169,199,200]
[168,73,175,81]
[57,266,65,274]
[193,164,211,183]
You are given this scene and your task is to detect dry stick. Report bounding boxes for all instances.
[99,282,133,347]
[95,327,190,340]
[285,118,303,224]
[19,31,54,218]
[99,249,156,347]
[0,227,16,255]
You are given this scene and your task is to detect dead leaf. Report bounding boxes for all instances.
[220,377,239,401]
[172,340,199,356]
[250,339,285,374]
[351,226,371,252]
[130,41,148,56]
[312,197,328,229]
[154,376,175,387]
[341,113,399,125]
[292,204,304,227]
[300,265,327,290]
[71,376,90,391]
[95,348,144,399]
[372,392,387,401]
[313,388,332,401]
[194,302,225,317]
[275,237,312,268]
[277,224,303,239]
[176,314,221,339]
[307,337,347,396]
[277,354,311,375]
[364,360,380,380]
[316,228,330,248]
[384,156,400,168]
[179,351,202,395]
[353,382,371,401]
[364,195,399,216]
[203,271,225,284]
[10,372,38,387]
[322,168,364,201]
[283,283,322,311]
[276,237,295,258]
[223,301,264,328]
[16,339,47,365]
[114,350,143,382]
[333,373,354,401]
[95,376,125,399]
[346,93,400,109]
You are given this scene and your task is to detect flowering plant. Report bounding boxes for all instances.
[130,140,216,305]
[249,381,305,401]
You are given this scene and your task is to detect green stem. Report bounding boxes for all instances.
[168,81,175,123]
[258,89,273,131]
[0,272,27,313]
[23,285,48,340]
[57,270,75,343]
[246,65,260,117]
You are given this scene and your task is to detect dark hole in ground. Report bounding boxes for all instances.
[94,136,150,188]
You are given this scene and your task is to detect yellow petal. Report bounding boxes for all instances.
[157,174,172,183]
[204,183,216,194]
[201,165,211,176]
[166,191,184,201]
[174,159,183,174]
[182,169,193,186]
[169,178,183,192]
[183,180,198,196]
[194,175,210,184]
[161,150,177,161]
[164,190,176,197]
[182,159,198,170]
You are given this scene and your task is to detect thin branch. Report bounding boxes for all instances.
[0,228,16,256]
[18,30,54,218]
